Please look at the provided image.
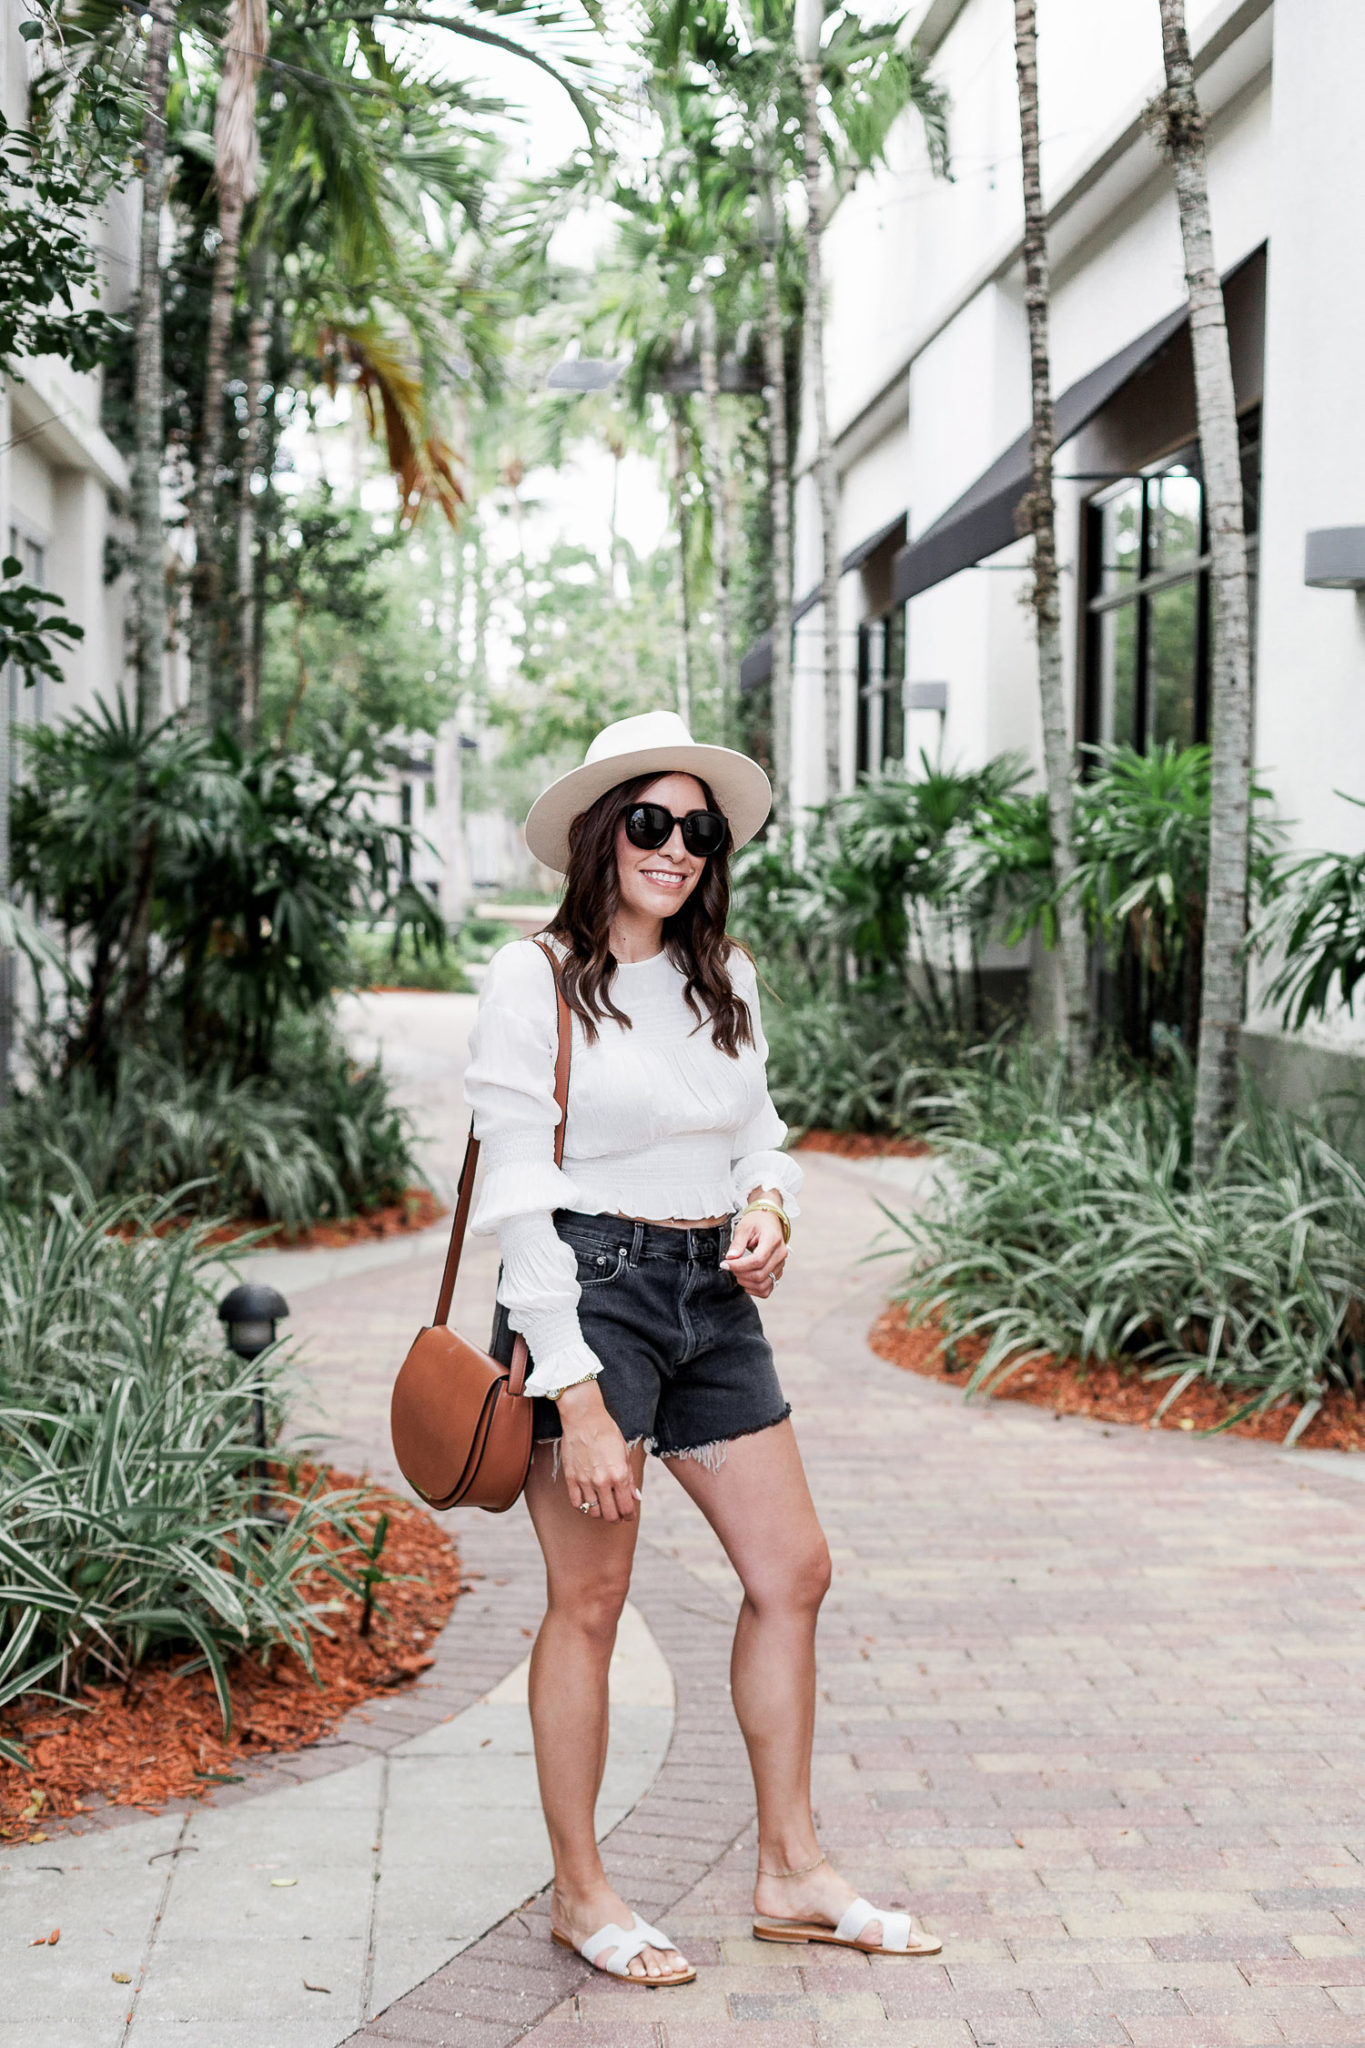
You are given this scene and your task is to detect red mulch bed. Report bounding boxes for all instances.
[869,1305,1365,1452]
[0,1466,462,1848]
[113,1187,446,1252]
[795,1129,933,1159]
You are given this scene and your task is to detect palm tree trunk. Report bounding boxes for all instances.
[187,0,267,727]
[235,260,269,738]
[132,0,175,730]
[1014,0,1090,1075]
[801,61,842,800]
[1153,0,1253,1177]
[669,395,694,727]
[760,169,794,823]
[698,282,734,742]
[126,1,176,1045]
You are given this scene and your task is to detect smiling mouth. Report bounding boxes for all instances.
[641,868,687,888]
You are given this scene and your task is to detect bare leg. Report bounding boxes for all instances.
[524,1441,687,1981]
[667,1420,932,1947]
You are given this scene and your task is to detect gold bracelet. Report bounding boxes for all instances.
[547,1371,600,1403]
[739,1198,791,1245]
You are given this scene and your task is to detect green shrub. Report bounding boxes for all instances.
[458,914,521,965]
[0,1008,418,1229]
[347,926,471,993]
[762,982,974,1136]
[882,1042,1365,1435]
[0,1198,370,1761]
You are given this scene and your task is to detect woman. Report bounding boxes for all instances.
[465,711,939,1986]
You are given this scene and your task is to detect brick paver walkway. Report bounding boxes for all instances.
[286,1136,1365,2048]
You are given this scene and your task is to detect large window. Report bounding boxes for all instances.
[1083,411,1260,752]
[855,609,906,775]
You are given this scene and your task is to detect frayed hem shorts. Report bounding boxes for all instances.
[530,1210,791,1467]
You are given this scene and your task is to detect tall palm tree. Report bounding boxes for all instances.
[786,0,947,798]
[793,0,839,796]
[697,272,734,738]
[133,0,177,731]
[1150,0,1253,1175]
[178,0,611,727]
[187,0,268,727]
[669,0,947,800]
[757,163,795,818]
[1013,0,1089,1072]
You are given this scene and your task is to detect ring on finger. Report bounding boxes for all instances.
[577,1499,595,1515]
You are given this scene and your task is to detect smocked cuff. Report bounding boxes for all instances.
[520,1338,605,1400]
[471,1158,583,1234]
[732,1149,803,1220]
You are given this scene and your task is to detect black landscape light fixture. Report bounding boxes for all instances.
[218,1281,289,1454]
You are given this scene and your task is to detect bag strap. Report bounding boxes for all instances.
[433,938,571,1343]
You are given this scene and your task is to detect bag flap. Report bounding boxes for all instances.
[391,1326,505,1503]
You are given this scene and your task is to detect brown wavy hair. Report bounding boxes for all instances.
[543,771,754,1057]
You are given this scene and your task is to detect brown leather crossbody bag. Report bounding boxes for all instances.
[390,940,570,1513]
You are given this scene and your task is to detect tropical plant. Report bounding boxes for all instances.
[761,983,970,1134]
[0,1010,417,1227]
[11,702,437,1083]
[733,755,1029,1034]
[1254,813,1365,1028]
[0,58,132,373]
[883,1041,1365,1435]
[0,559,84,696]
[0,1195,372,1756]
[257,496,458,762]
[1012,0,1089,1074]
[1147,0,1256,1177]
[348,926,471,993]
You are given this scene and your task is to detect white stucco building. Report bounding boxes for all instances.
[0,3,136,737]
[761,0,1365,1095]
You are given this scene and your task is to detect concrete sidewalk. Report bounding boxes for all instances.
[1,1604,672,2047]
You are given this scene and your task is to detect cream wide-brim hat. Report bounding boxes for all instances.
[523,710,773,875]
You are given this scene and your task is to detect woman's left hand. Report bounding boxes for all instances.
[723,1206,788,1298]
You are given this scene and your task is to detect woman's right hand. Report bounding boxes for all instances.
[556,1382,639,1522]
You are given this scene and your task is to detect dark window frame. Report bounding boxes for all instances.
[1080,407,1261,758]
[855,608,907,776]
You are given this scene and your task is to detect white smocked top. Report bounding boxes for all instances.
[463,938,803,1398]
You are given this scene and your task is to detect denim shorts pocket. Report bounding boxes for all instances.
[573,1243,629,1289]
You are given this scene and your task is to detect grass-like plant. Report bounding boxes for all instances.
[348,926,471,993]
[0,1195,372,1768]
[881,1042,1365,1437]
[761,981,975,1135]
[0,1008,416,1229]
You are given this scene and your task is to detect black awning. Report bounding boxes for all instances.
[891,301,1188,606]
[739,632,773,693]
[741,511,909,686]
[842,510,907,573]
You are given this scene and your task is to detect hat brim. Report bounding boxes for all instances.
[524,742,772,874]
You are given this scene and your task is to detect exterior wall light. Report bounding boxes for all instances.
[1304,528,1365,590]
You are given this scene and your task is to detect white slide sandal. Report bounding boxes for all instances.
[552,1911,697,1985]
[753,1894,942,1956]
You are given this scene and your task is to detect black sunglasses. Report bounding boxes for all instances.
[623,802,729,858]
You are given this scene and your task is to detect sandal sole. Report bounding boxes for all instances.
[752,1920,942,1956]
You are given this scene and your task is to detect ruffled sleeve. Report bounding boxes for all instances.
[728,950,804,1218]
[464,941,601,1399]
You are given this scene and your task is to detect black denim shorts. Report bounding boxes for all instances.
[530,1210,791,1464]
